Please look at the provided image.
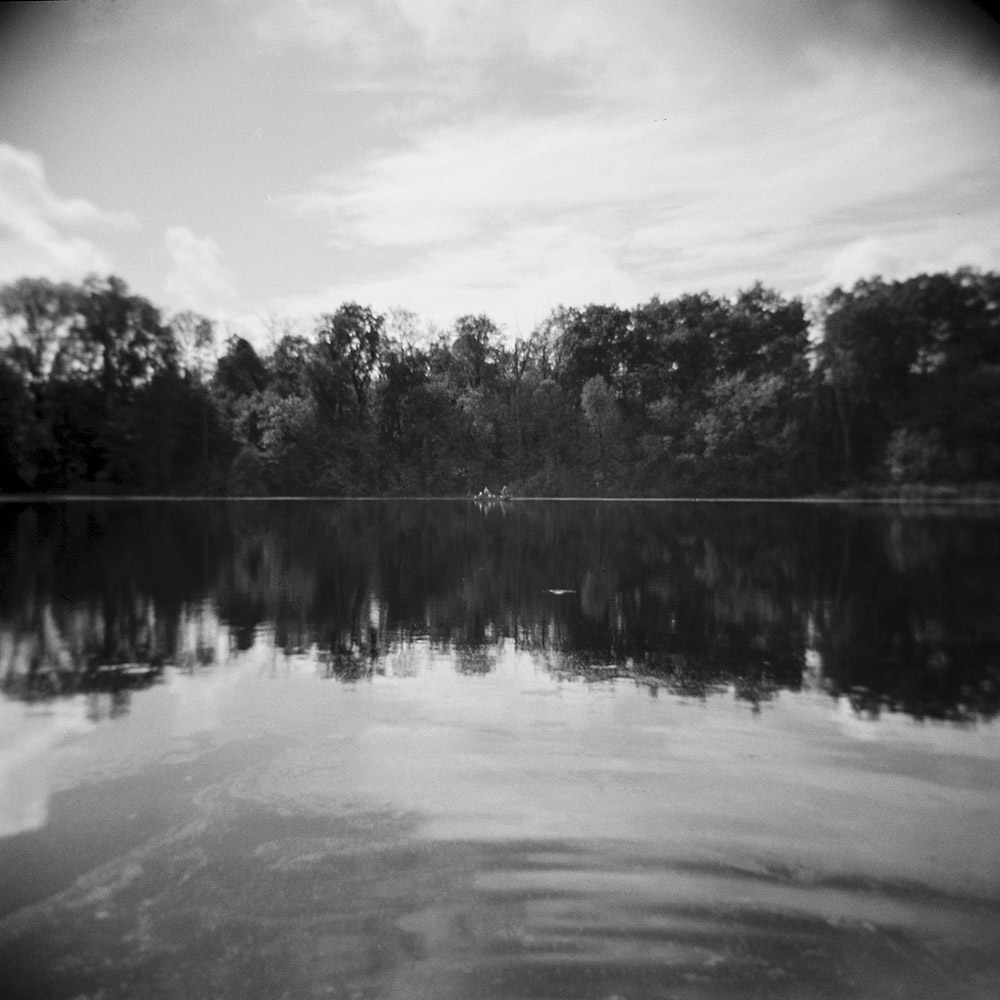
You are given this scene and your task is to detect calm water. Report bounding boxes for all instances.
[1,499,999,999]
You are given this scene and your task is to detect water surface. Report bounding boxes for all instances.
[1,500,999,999]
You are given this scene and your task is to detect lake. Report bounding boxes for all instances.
[1,499,999,999]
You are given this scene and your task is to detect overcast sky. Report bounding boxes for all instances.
[1,0,998,340]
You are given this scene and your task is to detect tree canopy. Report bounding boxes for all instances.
[2,268,998,496]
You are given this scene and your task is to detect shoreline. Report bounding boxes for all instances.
[4,489,1000,504]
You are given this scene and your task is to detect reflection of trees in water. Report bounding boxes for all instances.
[0,503,227,716]
[537,641,790,708]
[501,504,808,708]
[322,647,374,682]
[454,644,496,675]
[1,500,998,721]
[808,508,1000,721]
[0,601,164,719]
[0,591,222,719]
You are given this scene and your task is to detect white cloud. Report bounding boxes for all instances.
[0,693,94,838]
[245,0,627,112]
[245,1,1000,111]
[390,0,617,67]
[807,221,1000,299]
[266,223,644,337]
[818,237,913,289]
[276,46,1000,323]
[0,143,137,284]
[945,240,1000,273]
[249,0,410,67]
[250,0,589,62]
[10,0,994,328]
[163,225,237,312]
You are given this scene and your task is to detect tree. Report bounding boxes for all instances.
[0,277,80,386]
[528,307,577,382]
[214,335,268,399]
[76,275,177,404]
[506,376,579,493]
[314,304,383,426]
[0,275,186,487]
[717,283,809,383]
[1,266,997,498]
[632,293,723,403]
[0,357,38,489]
[0,278,81,487]
[376,339,429,453]
[170,311,216,380]
[581,375,621,485]
[552,305,631,401]
[269,334,314,398]
[446,314,501,391]
[813,270,1000,484]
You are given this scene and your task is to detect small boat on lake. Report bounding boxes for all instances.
[473,485,514,501]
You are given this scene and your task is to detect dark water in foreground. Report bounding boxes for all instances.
[1,499,999,999]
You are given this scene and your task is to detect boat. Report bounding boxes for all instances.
[473,486,514,501]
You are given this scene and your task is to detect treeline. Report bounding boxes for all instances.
[1,269,998,496]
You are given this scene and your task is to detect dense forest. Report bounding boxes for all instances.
[1,269,998,496]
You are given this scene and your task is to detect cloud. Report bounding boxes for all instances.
[249,0,587,64]
[266,223,644,336]
[7,1,994,331]
[276,36,1000,327]
[245,0,605,127]
[72,0,209,41]
[0,143,137,284]
[248,0,423,78]
[163,225,237,312]
[841,0,1000,79]
[807,216,1000,299]
[247,1,1000,107]
[241,0,1000,327]
[820,237,913,289]
[0,694,93,838]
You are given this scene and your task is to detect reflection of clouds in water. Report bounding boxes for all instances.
[164,663,245,739]
[380,640,428,678]
[829,693,1000,755]
[219,641,1000,895]
[3,628,999,915]
[833,695,886,741]
[372,639,567,698]
[0,697,94,837]
[162,631,315,739]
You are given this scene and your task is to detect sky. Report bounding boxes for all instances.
[1,0,999,343]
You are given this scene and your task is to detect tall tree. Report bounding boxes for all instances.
[76,275,177,405]
[0,277,80,386]
[314,303,383,426]
[214,335,268,400]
